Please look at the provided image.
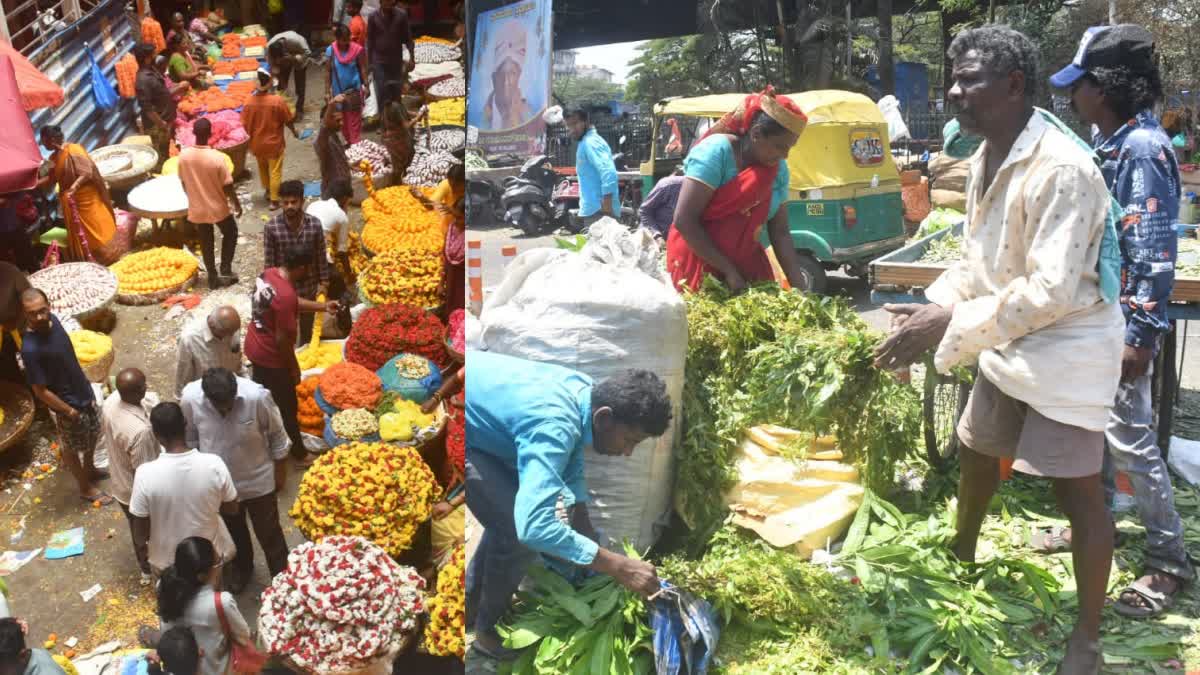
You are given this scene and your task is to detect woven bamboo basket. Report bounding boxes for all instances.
[0,382,36,453]
[29,263,118,322]
[219,139,251,178]
[80,349,115,383]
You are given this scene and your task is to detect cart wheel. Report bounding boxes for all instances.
[794,253,828,294]
[923,371,969,470]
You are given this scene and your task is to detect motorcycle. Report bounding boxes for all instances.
[500,155,557,237]
[551,151,640,234]
[466,178,504,230]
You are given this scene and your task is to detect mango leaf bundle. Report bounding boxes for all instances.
[498,556,653,675]
[678,280,921,539]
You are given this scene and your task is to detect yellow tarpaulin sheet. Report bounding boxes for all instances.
[655,90,901,192]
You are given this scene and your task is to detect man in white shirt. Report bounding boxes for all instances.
[99,368,159,583]
[175,306,242,399]
[129,402,238,577]
[873,26,1123,673]
[304,179,352,280]
[180,367,291,593]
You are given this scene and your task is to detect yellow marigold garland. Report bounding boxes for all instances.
[424,545,465,659]
[110,247,198,294]
[290,441,439,555]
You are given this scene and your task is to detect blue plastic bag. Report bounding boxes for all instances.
[87,43,119,111]
[650,583,720,675]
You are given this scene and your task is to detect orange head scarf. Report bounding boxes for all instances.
[702,86,807,141]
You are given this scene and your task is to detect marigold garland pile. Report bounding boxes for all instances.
[69,330,112,365]
[319,362,382,410]
[346,303,448,371]
[360,248,443,308]
[424,545,465,659]
[444,405,464,479]
[360,186,444,254]
[289,442,439,555]
[428,97,465,127]
[110,248,198,294]
[259,536,425,672]
[296,377,324,436]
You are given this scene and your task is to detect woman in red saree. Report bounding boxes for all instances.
[666,87,810,293]
[38,126,119,264]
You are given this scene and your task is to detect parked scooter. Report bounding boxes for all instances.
[552,156,639,233]
[500,155,557,237]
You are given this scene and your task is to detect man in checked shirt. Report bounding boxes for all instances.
[1049,24,1193,619]
[263,180,330,346]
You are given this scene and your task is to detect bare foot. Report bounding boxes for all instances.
[1058,631,1102,675]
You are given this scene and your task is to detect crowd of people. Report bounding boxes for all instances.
[0,2,467,672]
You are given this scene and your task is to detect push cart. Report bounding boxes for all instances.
[870,221,1199,469]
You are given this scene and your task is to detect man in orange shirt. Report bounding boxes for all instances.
[346,0,367,47]
[177,118,243,289]
[240,70,298,211]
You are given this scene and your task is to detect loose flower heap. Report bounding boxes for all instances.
[347,232,371,277]
[290,443,439,554]
[378,399,436,443]
[394,354,432,380]
[259,536,426,672]
[424,545,465,659]
[360,186,444,254]
[360,248,443,308]
[296,377,323,436]
[331,408,379,440]
[69,330,112,365]
[447,308,465,353]
[346,303,448,371]
[297,342,342,371]
[110,247,198,294]
[445,406,465,477]
[319,362,382,410]
[428,97,465,127]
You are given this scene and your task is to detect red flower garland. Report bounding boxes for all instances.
[345,303,448,371]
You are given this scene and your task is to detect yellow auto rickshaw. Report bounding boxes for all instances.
[642,90,908,292]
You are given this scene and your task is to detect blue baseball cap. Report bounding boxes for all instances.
[1049,24,1156,89]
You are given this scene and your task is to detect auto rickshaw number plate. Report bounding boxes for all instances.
[806,203,825,216]
[850,128,885,167]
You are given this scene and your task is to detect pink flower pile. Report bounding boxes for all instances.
[258,536,426,672]
[448,308,465,353]
[173,110,250,150]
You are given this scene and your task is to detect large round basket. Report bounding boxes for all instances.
[92,144,159,189]
[278,634,412,675]
[115,271,199,305]
[80,349,115,383]
[126,175,189,220]
[29,263,118,322]
[352,170,393,206]
[218,139,251,179]
[0,381,36,454]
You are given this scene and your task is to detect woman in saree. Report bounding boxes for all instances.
[37,126,118,264]
[166,33,208,89]
[325,24,368,145]
[666,87,810,293]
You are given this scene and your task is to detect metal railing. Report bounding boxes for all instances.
[3,0,110,55]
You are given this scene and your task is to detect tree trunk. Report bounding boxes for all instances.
[816,0,835,87]
[877,0,895,95]
[776,0,795,90]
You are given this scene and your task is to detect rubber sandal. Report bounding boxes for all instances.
[80,492,113,506]
[1113,577,1181,619]
[1029,525,1072,553]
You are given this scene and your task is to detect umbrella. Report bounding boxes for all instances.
[0,39,64,111]
[0,55,44,194]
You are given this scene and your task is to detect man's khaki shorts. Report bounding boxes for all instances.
[956,375,1104,479]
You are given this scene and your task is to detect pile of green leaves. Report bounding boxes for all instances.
[658,525,873,673]
[497,552,654,675]
[917,235,963,264]
[677,280,921,538]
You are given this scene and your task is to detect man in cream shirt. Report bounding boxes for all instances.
[874,26,1123,674]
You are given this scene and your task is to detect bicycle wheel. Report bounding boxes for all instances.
[923,371,968,470]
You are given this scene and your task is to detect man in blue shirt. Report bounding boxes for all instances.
[565,108,620,229]
[19,288,109,505]
[465,351,671,660]
[1051,24,1193,618]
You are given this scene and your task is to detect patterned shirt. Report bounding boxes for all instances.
[175,316,243,398]
[1093,109,1180,350]
[263,213,329,300]
[926,112,1125,431]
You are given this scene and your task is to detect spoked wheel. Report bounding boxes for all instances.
[922,368,971,470]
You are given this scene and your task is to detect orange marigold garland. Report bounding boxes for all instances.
[319,362,382,410]
[296,376,324,435]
